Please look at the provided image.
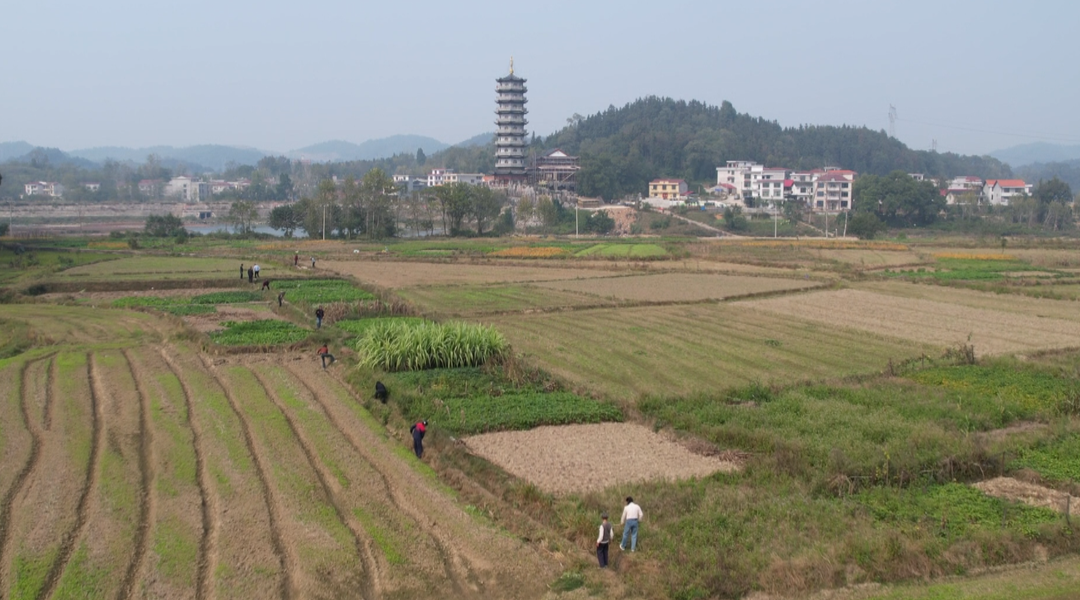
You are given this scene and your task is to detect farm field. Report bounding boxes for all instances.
[398,284,608,316]
[50,256,259,281]
[855,280,1080,322]
[745,288,1080,355]
[463,423,738,494]
[534,272,822,302]
[325,260,624,288]
[0,305,558,599]
[489,303,931,399]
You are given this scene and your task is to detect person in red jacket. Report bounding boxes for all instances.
[410,420,427,458]
[317,344,335,369]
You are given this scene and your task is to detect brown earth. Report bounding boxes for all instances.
[325,260,624,288]
[974,477,1079,514]
[463,423,740,495]
[535,272,820,303]
[744,288,1080,355]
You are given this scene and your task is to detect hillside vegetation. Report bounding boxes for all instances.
[539,97,1012,199]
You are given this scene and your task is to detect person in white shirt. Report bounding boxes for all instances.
[596,513,613,568]
[620,496,643,552]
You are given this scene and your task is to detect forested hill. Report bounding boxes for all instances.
[540,97,1012,199]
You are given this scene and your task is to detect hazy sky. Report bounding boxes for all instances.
[4,0,1079,156]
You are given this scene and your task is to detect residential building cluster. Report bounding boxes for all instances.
[23,181,65,197]
[705,161,857,212]
[937,176,1033,206]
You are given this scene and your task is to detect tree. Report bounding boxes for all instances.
[416,148,427,166]
[516,197,536,230]
[144,213,185,237]
[434,183,473,235]
[227,200,258,235]
[359,168,398,239]
[268,204,303,237]
[275,173,294,201]
[1034,177,1073,205]
[847,211,886,239]
[587,210,616,234]
[0,222,9,237]
[723,206,749,232]
[536,196,560,230]
[471,186,505,235]
[853,171,944,227]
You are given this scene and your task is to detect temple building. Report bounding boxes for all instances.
[533,149,579,191]
[494,59,529,183]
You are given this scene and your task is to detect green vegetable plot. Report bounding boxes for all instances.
[209,320,309,346]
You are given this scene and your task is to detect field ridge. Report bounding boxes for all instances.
[0,358,46,596]
[200,355,293,600]
[116,349,155,600]
[281,362,480,596]
[248,367,383,599]
[157,348,214,600]
[37,353,103,600]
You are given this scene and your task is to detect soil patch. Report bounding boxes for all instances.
[973,477,1079,514]
[183,305,282,333]
[976,421,1049,443]
[463,422,740,494]
[325,260,623,288]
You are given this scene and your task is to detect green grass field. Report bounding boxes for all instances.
[490,303,933,400]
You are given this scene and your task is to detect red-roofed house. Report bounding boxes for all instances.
[983,179,1032,206]
[649,178,688,200]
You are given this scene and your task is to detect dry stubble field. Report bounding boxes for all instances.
[745,287,1080,356]
[534,272,821,302]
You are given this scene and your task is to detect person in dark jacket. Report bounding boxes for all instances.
[240,263,245,280]
[596,512,613,568]
[410,420,427,458]
[375,381,388,402]
[315,306,325,329]
[247,267,254,283]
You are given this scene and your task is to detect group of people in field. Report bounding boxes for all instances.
[595,497,643,568]
[234,256,643,568]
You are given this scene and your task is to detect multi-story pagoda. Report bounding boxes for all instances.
[494,58,528,183]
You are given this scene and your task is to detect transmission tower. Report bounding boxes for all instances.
[932,139,938,152]
[888,105,897,138]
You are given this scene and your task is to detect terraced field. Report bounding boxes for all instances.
[0,306,557,599]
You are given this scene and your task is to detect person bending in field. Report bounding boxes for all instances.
[410,420,427,458]
[261,278,271,291]
[294,253,299,267]
[375,381,388,403]
[317,344,335,369]
[315,306,325,329]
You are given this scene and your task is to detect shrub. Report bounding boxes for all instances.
[354,320,507,371]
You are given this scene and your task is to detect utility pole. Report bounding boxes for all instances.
[773,201,778,238]
[575,202,579,238]
[843,210,848,238]
[824,204,829,238]
[888,105,897,138]
[322,203,326,240]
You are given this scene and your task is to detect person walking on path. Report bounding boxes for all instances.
[317,344,336,368]
[294,252,299,267]
[277,291,285,307]
[620,497,643,552]
[410,420,427,458]
[596,513,613,568]
[253,263,260,280]
[240,263,245,280]
[247,266,254,284]
[315,306,325,329]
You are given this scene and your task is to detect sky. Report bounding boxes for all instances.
[3,0,1079,156]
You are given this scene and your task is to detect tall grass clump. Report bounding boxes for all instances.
[355,320,507,371]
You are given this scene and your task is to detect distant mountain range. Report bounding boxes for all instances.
[989,142,1080,167]
[1,133,495,172]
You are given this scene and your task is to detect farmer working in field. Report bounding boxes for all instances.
[596,512,613,568]
[410,420,427,458]
[277,291,285,307]
[317,343,335,369]
[261,278,271,291]
[315,306,325,329]
[253,263,260,279]
[247,266,254,284]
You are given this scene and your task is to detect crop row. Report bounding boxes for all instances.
[274,279,375,304]
[209,320,309,346]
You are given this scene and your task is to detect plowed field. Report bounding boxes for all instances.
[0,306,557,599]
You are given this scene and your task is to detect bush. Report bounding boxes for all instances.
[354,320,507,371]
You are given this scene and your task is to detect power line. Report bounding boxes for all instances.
[895,116,1080,145]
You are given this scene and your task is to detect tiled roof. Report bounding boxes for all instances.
[986,179,1027,187]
